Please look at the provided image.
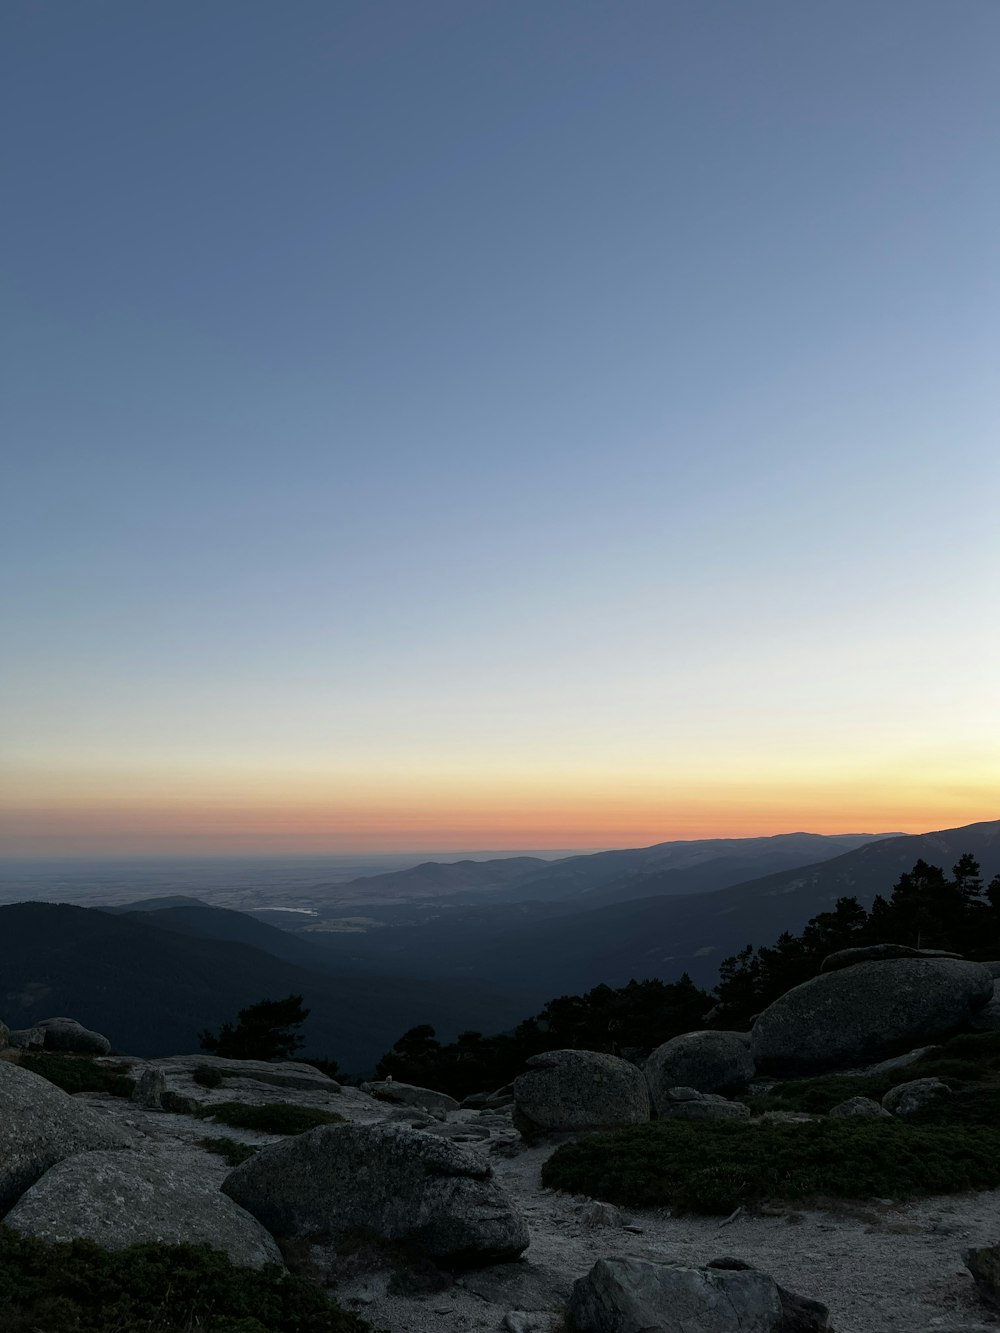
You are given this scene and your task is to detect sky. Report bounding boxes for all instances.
[2,1,998,857]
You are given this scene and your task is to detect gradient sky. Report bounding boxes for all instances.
[2,1,998,857]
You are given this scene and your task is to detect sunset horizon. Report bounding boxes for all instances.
[3,3,997,863]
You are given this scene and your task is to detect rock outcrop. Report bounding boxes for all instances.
[751,958,993,1074]
[36,1016,112,1055]
[828,1096,891,1119]
[7,1026,45,1050]
[655,1086,751,1122]
[820,944,962,973]
[6,1148,282,1268]
[131,1066,168,1108]
[362,1079,459,1116]
[0,1060,134,1214]
[966,1244,1000,1311]
[150,1053,342,1093]
[222,1121,529,1266]
[567,1256,829,1332]
[645,1030,753,1103]
[881,1078,952,1117]
[513,1049,649,1134]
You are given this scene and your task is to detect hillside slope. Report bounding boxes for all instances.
[0,902,529,1072]
[301,820,1000,1001]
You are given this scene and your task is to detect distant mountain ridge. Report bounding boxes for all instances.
[323,831,897,906]
[288,820,1000,1002]
[4,819,996,1077]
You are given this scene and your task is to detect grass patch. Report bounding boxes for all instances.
[19,1053,135,1099]
[0,1226,370,1332]
[198,1137,259,1167]
[541,1118,1000,1214]
[197,1102,345,1135]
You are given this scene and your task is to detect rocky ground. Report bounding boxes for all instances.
[62,1053,1000,1333]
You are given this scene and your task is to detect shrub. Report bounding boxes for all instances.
[910,1085,1000,1128]
[197,1102,345,1135]
[541,1119,1000,1213]
[0,1226,371,1332]
[745,1074,891,1116]
[198,1137,259,1167]
[194,1064,226,1088]
[19,1053,135,1099]
[747,1030,1000,1118]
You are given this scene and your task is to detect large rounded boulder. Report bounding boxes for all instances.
[222,1122,528,1266]
[6,1148,282,1268]
[751,958,993,1075]
[645,1031,753,1105]
[513,1049,650,1134]
[36,1017,111,1055]
[0,1061,135,1214]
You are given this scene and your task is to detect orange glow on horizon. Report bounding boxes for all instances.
[2,777,997,858]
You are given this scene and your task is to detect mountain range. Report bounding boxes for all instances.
[3,819,997,1071]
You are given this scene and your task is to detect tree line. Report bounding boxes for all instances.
[374,854,1000,1098]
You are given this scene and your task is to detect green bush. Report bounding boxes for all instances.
[19,1053,135,1099]
[197,1102,345,1135]
[745,1074,891,1116]
[541,1119,1000,1214]
[194,1064,226,1088]
[747,1031,1000,1118]
[0,1226,371,1332]
[199,1137,259,1166]
[910,1084,1000,1128]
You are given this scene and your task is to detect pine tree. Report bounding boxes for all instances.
[198,994,310,1062]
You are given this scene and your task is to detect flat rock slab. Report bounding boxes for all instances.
[363,1080,459,1115]
[147,1054,343,1093]
[0,1061,135,1214]
[6,1147,283,1269]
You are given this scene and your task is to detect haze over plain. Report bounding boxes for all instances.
[2,1,998,857]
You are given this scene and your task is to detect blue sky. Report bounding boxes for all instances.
[2,1,998,854]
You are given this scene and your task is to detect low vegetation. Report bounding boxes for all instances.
[193,1063,226,1088]
[18,1052,135,1099]
[0,1226,371,1332]
[198,1136,259,1166]
[541,1118,1000,1214]
[746,1030,1000,1116]
[376,975,710,1100]
[197,1101,345,1135]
